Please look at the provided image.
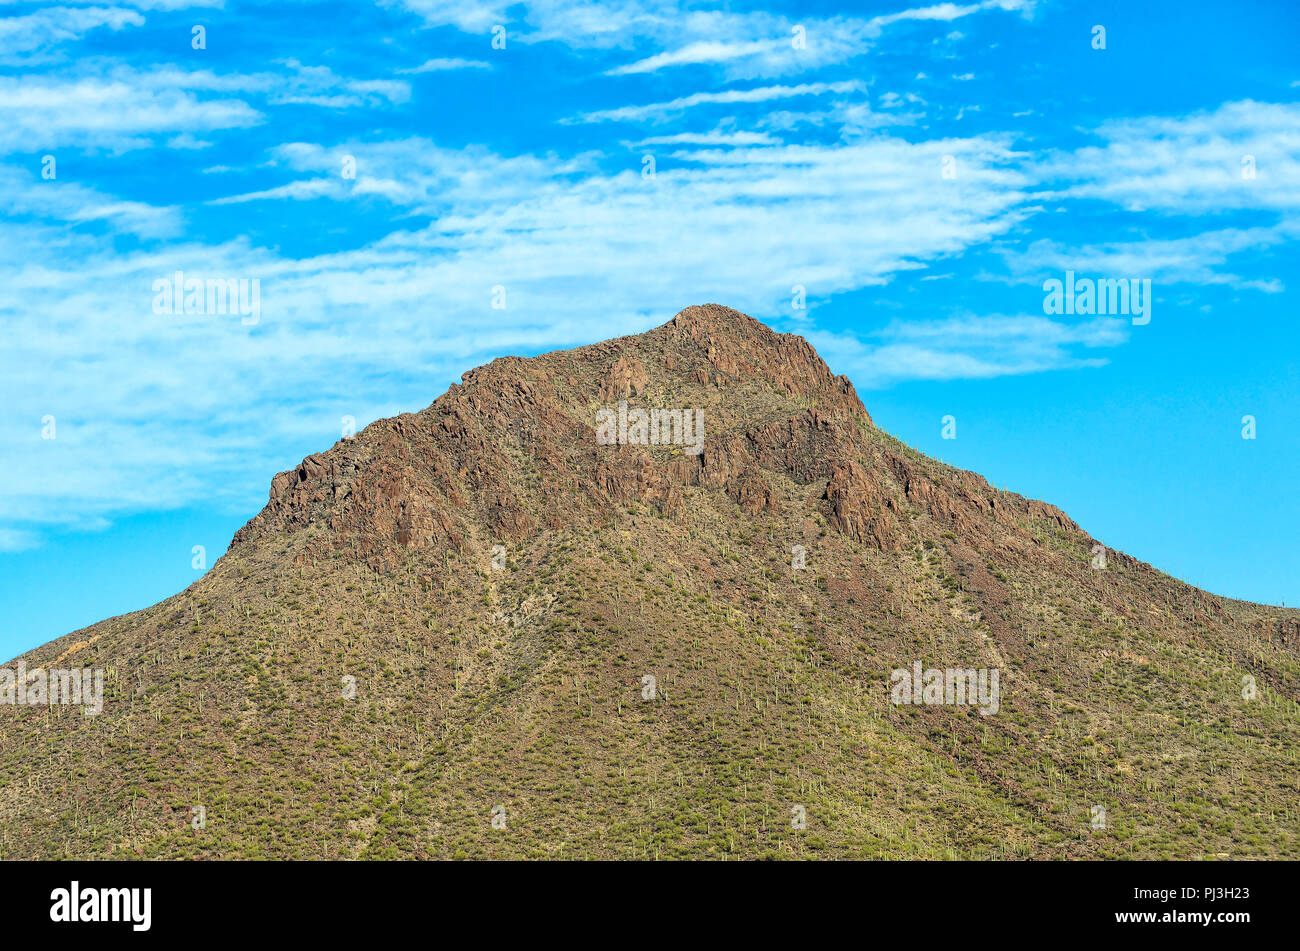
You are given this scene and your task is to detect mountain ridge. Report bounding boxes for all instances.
[231,303,1083,572]
[2,303,1297,860]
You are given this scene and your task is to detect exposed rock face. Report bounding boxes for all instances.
[669,305,868,419]
[747,408,854,484]
[824,461,900,551]
[231,303,1094,570]
[599,354,649,401]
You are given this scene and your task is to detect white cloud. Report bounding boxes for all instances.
[0,5,144,58]
[1037,100,1300,214]
[864,0,1034,32]
[211,138,592,209]
[0,61,411,153]
[391,0,1036,78]
[69,0,226,7]
[398,57,492,73]
[382,0,506,33]
[0,528,39,553]
[634,128,779,147]
[208,177,342,205]
[608,39,783,76]
[0,164,181,237]
[991,100,1300,294]
[268,63,410,108]
[809,311,1124,388]
[1003,225,1295,291]
[571,80,867,124]
[0,72,262,152]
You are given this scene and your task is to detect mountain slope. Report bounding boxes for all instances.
[3,304,1298,859]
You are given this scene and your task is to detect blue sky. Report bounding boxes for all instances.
[1,0,1297,660]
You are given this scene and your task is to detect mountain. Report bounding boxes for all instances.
[2,304,1297,860]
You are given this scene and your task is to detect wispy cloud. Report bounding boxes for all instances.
[633,128,780,147]
[391,0,1036,79]
[0,72,262,152]
[809,311,1125,388]
[571,80,867,124]
[0,5,144,59]
[0,164,181,237]
[1037,100,1300,214]
[398,57,492,73]
[1002,226,1295,292]
[0,528,40,553]
[608,39,783,76]
[0,60,411,153]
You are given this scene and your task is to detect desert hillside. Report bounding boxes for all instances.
[2,304,1297,859]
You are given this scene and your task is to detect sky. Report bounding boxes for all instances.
[1,0,1297,660]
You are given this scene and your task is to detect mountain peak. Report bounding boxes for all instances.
[229,305,1086,583]
[9,304,1299,861]
[670,301,764,334]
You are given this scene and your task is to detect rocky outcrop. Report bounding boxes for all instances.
[823,461,900,552]
[747,408,854,484]
[230,303,1092,568]
[599,354,649,401]
[670,304,869,420]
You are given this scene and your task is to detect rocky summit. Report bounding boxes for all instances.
[2,304,1297,859]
